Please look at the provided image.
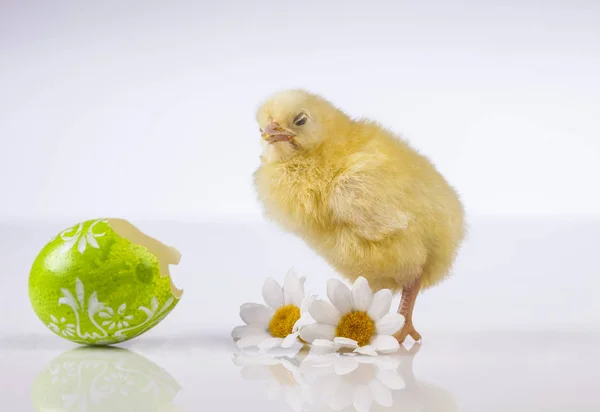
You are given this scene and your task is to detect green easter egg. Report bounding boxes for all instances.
[28,218,183,346]
[31,346,182,411]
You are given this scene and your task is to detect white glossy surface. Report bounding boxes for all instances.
[1,332,599,411]
[1,218,599,410]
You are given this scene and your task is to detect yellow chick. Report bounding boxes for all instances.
[253,89,465,343]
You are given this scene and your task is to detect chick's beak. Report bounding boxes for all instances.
[262,121,295,144]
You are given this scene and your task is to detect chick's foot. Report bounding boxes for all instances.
[394,277,422,344]
[394,321,422,344]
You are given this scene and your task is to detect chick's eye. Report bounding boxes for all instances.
[293,113,308,126]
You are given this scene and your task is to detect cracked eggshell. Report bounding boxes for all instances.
[28,218,183,346]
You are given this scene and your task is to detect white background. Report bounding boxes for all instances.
[1,0,599,220]
[1,0,599,333]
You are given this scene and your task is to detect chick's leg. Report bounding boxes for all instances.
[394,277,422,344]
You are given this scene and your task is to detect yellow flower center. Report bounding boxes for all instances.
[269,305,301,338]
[336,311,375,347]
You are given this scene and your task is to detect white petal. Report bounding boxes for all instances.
[294,299,316,333]
[333,359,359,375]
[236,333,271,349]
[357,355,378,364]
[258,337,284,351]
[367,289,393,321]
[327,279,353,314]
[232,325,266,340]
[328,383,353,410]
[283,269,302,305]
[354,345,378,356]
[262,278,284,310]
[369,379,393,407]
[311,339,337,354]
[376,313,405,336]
[333,337,359,349]
[351,277,373,311]
[320,377,342,404]
[279,358,297,373]
[299,324,336,343]
[291,315,308,333]
[240,303,273,327]
[371,335,400,354]
[377,369,405,390]
[353,384,373,412]
[293,277,307,307]
[308,299,341,326]
[269,346,301,358]
[301,359,335,380]
[300,294,316,314]
[281,332,299,348]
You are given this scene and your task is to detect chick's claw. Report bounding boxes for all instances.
[394,322,422,344]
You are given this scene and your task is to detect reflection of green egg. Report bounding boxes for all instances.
[31,346,182,412]
[28,218,183,346]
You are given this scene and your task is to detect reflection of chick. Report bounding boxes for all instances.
[253,90,465,343]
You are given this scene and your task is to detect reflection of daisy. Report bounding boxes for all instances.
[232,270,313,352]
[232,352,309,412]
[99,304,134,331]
[48,315,76,337]
[300,277,404,356]
[300,353,405,412]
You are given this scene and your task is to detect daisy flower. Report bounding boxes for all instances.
[232,270,313,352]
[300,277,405,356]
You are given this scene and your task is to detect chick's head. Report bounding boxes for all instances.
[256,89,347,162]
